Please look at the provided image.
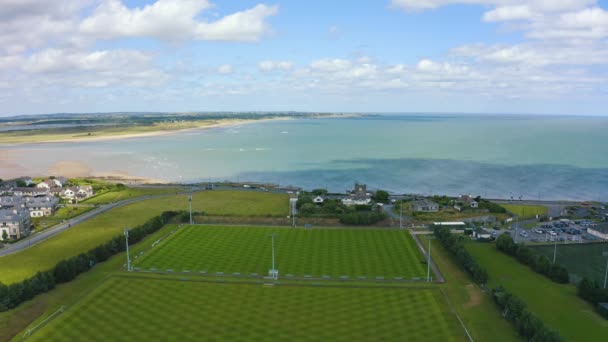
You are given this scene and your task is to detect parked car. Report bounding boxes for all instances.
[534,229,543,234]
[549,231,557,236]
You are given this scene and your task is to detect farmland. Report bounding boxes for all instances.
[500,204,548,219]
[136,226,427,279]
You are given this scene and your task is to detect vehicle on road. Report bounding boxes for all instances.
[534,229,543,234]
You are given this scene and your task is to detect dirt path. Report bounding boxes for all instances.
[463,284,482,308]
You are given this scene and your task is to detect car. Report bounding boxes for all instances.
[542,224,552,229]
[549,231,557,236]
[519,231,528,237]
[534,229,543,234]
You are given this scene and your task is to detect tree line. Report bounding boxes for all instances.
[495,234,569,284]
[577,277,608,319]
[0,211,180,312]
[433,226,562,341]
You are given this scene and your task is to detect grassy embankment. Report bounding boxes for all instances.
[419,235,520,342]
[81,186,182,205]
[500,204,548,220]
[0,190,289,284]
[467,242,608,341]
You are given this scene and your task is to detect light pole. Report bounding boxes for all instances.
[553,238,557,264]
[603,251,608,289]
[188,190,193,225]
[124,229,131,272]
[427,238,432,282]
[269,233,278,280]
[399,200,403,229]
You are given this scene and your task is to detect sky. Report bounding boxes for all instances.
[1,0,608,116]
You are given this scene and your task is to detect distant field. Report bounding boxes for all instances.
[82,187,182,204]
[28,276,465,342]
[32,206,94,231]
[136,226,427,279]
[500,204,548,219]
[531,243,608,284]
[467,242,608,341]
[0,191,289,284]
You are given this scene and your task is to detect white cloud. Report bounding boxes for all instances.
[258,60,293,71]
[310,59,352,72]
[482,5,532,22]
[80,0,278,42]
[217,64,233,74]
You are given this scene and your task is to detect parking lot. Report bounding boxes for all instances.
[488,220,604,244]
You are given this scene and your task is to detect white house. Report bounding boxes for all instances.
[470,201,479,208]
[473,228,492,240]
[313,196,325,204]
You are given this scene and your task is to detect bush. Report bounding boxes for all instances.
[577,277,608,319]
[339,212,386,225]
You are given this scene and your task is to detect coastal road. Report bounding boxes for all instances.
[0,190,192,257]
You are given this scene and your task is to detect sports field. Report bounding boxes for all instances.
[135,226,427,279]
[28,275,465,341]
[0,190,289,284]
[500,204,548,219]
[531,243,608,284]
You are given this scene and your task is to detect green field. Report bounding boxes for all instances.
[467,242,608,341]
[28,275,465,342]
[500,204,548,219]
[136,226,427,279]
[420,236,520,342]
[81,187,182,204]
[32,206,95,231]
[0,190,289,284]
[531,243,608,284]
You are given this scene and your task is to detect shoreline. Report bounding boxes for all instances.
[0,114,361,146]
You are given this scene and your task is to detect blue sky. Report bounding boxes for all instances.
[1,0,607,116]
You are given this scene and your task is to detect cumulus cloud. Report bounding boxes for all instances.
[80,0,278,42]
[258,60,293,71]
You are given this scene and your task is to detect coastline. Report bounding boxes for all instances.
[0,114,361,146]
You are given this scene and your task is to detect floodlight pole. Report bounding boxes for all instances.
[603,252,608,289]
[124,229,131,272]
[399,200,403,229]
[270,234,277,280]
[427,239,431,282]
[188,190,193,225]
[553,238,557,264]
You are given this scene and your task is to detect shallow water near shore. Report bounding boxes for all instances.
[1,114,607,200]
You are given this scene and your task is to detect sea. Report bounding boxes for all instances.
[1,114,608,201]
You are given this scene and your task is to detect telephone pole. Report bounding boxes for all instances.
[427,239,432,282]
[188,190,193,225]
[399,200,403,229]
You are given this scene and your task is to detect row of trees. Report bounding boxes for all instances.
[434,227,562,340]
[578,277,608,319]
[491,286,562,341]
[0,211,179,312]
[433,226,488,285]
[495,234,569,284]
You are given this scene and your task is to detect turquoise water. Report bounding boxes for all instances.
[2,114,607,200]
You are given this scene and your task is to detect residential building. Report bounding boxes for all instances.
[341,183,372,206]
[470,201,479,208]
[313,196,325,204]
[0,196,25,209]
[0,208,31,240]
[410,198,439,212]
[0,187,50,197]
[473,228,492,240]
[36,179,55,189]
[25,196,59,217]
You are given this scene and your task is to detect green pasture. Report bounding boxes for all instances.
[81,187,182,204]
[467,242,608,341]
[28,276,465,342]
[500,204,548,219]
[136,226,427,279]
[0,190,289,284]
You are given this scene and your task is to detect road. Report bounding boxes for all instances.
[0,191,190,257]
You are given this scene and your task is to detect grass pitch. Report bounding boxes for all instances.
[531,243,608,284]
[500,204,548,219]
[29,275,465,342]
[136,226,427,279]
[0,191,288,284]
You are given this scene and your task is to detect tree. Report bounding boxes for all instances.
[496,234,518,255]
[373,190,389,203]
[15,180,27,187]
[1,230,7,241]
[311,189,328,196]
